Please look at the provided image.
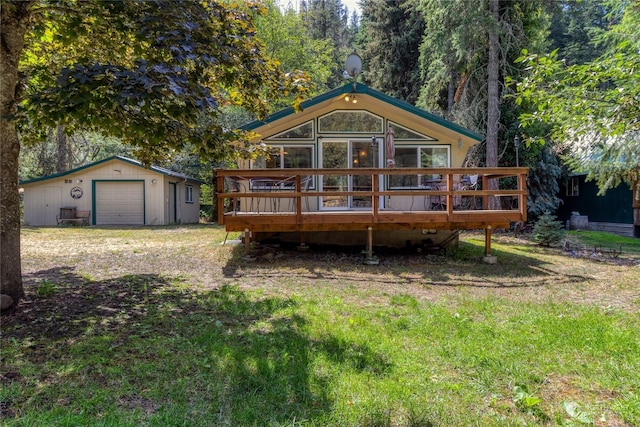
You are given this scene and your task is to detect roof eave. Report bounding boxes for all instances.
[240,83,484,142]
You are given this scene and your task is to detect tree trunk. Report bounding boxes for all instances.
[447,74,455,113]
[1,1,33,306]
[56,125,69,172]
[486,0,500,208]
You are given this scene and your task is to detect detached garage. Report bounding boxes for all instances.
[21,156,203,226]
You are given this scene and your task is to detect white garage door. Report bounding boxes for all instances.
[95,181,144,225]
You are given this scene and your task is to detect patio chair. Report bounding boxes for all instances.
[224,177,251,215]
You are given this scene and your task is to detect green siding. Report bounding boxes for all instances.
[558,177,633,224]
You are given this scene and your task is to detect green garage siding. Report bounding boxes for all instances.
[558,176,633,224]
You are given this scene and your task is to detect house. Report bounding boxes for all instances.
[21,156,203,226]
[217,82,528,258]
[558,174,638,237]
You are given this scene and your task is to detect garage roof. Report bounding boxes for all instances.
[20,155,204,185]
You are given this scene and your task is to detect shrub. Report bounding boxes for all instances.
[532,211,565,246]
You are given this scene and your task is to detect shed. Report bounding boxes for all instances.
[20,156,202,226]
[557,174,637,237]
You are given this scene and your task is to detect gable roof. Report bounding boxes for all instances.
[242,83,484,142]
[20,155,204,185]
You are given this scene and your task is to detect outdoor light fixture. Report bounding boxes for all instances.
[76,179,83,183]
[345,94,357,103]
[344,94,351,102]
[151,179,157,184]
[514,134,520,167]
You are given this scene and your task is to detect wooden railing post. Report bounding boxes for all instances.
[295,174,302,224]
[446,172,454,216]
[482,175,489,210]
[372,173,379,221]
[216,171,224,224]
[519,171,527,221]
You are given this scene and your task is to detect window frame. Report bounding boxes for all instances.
[317,110,384,134]
[388,144,451,189]
[185,185,194,204]
[566,177,580,197]
[251,144,315,170]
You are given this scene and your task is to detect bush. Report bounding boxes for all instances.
[532,212,565,246]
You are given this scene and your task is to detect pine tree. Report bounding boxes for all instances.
[302,0,354,88]
[526,144,564,217]
[532,212,566,246]
[358,0,424,104]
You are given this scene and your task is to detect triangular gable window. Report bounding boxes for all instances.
[318,111,383,133]
[389,121,436,140]
[269,121,314,140]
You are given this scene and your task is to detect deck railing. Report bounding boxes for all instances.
[216,167,528,231]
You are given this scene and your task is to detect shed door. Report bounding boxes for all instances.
[95,181,144,225]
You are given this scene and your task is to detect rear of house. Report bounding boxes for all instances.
[217,83,528,253]
[21,156,202,226]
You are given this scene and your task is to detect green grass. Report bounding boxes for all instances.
[2,226,639,426]
[567,230,640,254]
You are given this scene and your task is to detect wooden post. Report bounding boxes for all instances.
[519,170,527,221]
[482,175,489,210]
[244,228,251,255]
[483,225,497,264]
[216,170,224,224]
[484,225,492,256]
[372,174,379,221]
[446,172,454,216]
[363,226,379,265]
[295,175,302,224]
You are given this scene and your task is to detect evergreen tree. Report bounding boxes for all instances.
[526,144,564,218]
[533,212,566,247]
[358,0,424,104]
[547,0,610,65]
[302,0,355,87]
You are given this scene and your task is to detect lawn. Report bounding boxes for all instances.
[2,225,639,426]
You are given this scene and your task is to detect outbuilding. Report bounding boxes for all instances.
[21,156,202,226]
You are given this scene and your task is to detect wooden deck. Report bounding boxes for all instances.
[216,167,528,233]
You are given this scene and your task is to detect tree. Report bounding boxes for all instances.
[546,0,610,66]
[256,0,334,99]
[532,211,565,246]
[302,0,355,88]
[1,0,311,306]
[416,0,547,134]
[19,131,130,180]
[358,0,424,104]
[515,0,639,193]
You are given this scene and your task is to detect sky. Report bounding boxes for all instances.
[342,0,361,16]
[278,0,362,17]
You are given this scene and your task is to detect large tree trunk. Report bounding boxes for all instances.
[486,0,500,208]
[1,1,33,306]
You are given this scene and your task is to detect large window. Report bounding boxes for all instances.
[253,145,314,169]
[271,121,314,140]
[389,146,450,188]
[318,111,383,133]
